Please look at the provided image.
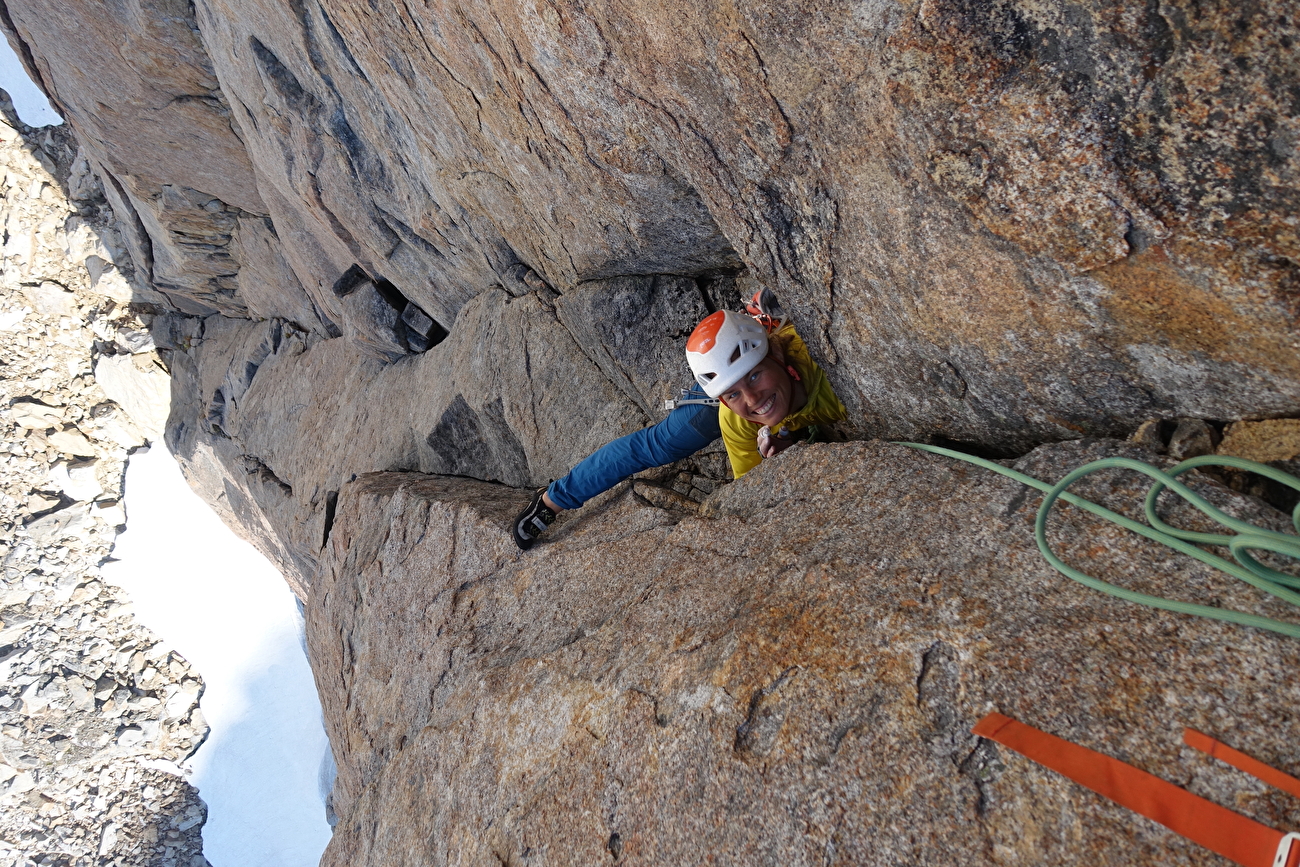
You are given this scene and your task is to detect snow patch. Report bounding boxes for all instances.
[101,445,332,867]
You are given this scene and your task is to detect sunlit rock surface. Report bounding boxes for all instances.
[308,440,1299,866]
[3,0,1298,862]
[3,0,1297,460]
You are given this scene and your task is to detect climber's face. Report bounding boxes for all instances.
[720,355,794,425]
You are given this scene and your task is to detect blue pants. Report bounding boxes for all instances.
[547,384,721,510]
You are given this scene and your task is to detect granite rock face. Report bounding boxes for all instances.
[0,0,267,318]
[164,287,649,590]
[4,1,1300,863]
[2,0,1298,594]
[2,0,1298,456]
[308,439,1300,866]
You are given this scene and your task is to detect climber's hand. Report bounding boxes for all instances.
[757,426,796,459]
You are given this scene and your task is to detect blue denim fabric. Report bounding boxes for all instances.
[546,384,721,510]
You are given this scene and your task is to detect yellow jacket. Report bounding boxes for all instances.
[719,324,847,478]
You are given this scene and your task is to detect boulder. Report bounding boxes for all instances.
[308,439,1300,866]
[93,354,171,442]
[113,328,155,355]
[87,262,134,304]
[49,460,102,502]
[25,502,93,544]
[1218,420,1300,464]
[25,491,60,512]
[10,400,64,430]
[24,282,75,317]
[85,406,146,450]
[46,428,97,457]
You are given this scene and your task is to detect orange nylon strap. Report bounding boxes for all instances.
[974,712,1295,867]
[1184,728,1300,800]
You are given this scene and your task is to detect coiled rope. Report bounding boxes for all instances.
[899,444,1300,639]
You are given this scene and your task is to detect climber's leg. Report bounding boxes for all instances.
[545,385,720,511]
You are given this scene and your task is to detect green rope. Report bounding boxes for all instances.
[898,443,1300,639]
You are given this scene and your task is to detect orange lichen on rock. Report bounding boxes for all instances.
[1093,241,1300,378]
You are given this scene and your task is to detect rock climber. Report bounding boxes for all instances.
[512,290,846,549]
[694,306,847,479]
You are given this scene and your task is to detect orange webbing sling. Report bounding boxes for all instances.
[1184,728,1300,801]
[973,713,1300,867]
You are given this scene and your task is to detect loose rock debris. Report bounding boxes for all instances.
[0,104,211,866]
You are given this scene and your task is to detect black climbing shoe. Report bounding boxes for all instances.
[513,487,556,550]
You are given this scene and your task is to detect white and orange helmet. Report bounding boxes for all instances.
[685,310,770,398]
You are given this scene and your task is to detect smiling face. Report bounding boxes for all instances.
[719,355,796,424]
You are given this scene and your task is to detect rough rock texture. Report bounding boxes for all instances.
[4,1,1300,863]
[164,287,649,589]
[307,439,1300,866]
[2,0,1298,451]
[2,0,1296,590]
[1219,419,1300,464]
[159,263,766,586]
[0,107,211,867]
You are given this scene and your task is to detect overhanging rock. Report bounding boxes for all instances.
[8,0,1300,451]
[307,439,1300,866]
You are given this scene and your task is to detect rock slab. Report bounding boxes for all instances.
[307,439,1300,866]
